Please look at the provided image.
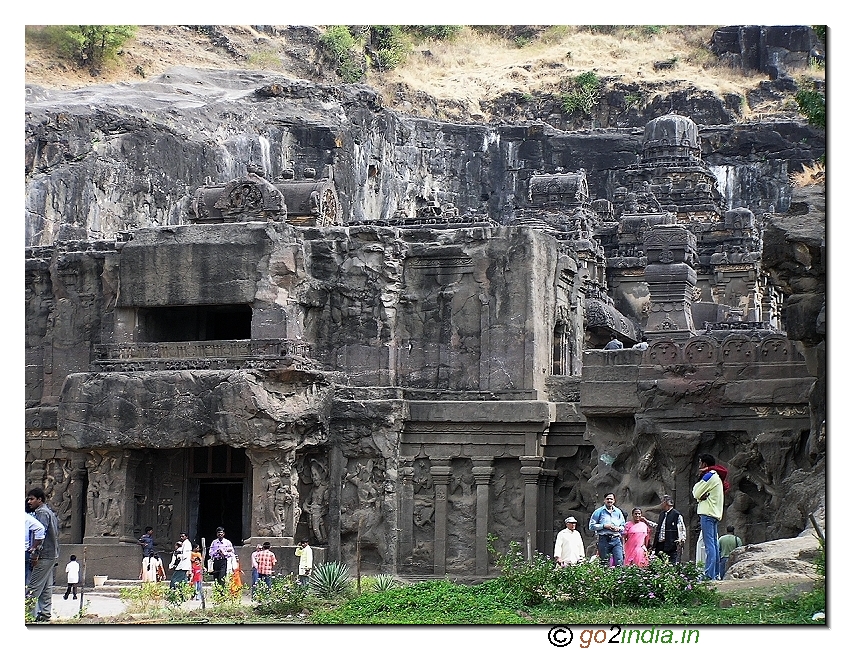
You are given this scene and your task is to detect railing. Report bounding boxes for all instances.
[92,339,313,372]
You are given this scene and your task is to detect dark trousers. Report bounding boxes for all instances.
[213,558,228,584]
[656,540,681,564]
[64,583,78,598]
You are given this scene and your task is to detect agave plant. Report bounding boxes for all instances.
[371,573,399,592]
[309,561,352,599]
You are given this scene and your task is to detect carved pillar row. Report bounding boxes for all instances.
[430,459,453,576]
[397,457,416,573]
[471,457,494,575]
[245,448,300,543]
[83,449,137,543]
[520,456,544,556]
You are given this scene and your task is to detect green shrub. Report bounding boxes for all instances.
[407,26,462,41]
[210,572,245,607]
[164,581,196,607]
[369,25,411,71]
[488,534,715,608]
[120,581,169,612]
[56,25,136,72]
[253,574,306,616]
[371,573,401,592]
[309,561,353,599]
[319,26,365,83]
[795,88,825,129]
[561,71,601,116]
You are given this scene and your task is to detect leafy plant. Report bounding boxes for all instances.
[795,88,825,129]
[164,581,196,607]
[369,26,411,71]
[253,574,306,616]
[309,561,353,599]
[407,26,462,41]
[311,579,531,624]
[319,26,365,83]
[487,534,716,608]
[370,573,401,592]
[119,581,169,613]
[211,572,245,607]
[57,25,136,73]
[560,71,601,116]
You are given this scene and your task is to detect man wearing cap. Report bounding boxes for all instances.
[554,516,585,566]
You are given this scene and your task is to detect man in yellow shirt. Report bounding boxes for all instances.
[692,453,725,580]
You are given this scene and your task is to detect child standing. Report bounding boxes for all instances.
[63,554,80,600]
[191,555,203,600]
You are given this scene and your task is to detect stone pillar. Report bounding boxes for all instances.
[327,446,345,562]
[541,464,558,555]
[644,225,697,341]
[471,457,494,575]
[397,457,416,573]
[520,456,544,555]
[68,458,87,544]
[430,459,453,576]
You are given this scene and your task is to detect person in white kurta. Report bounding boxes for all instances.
[554,517,586,566]
[295,541,314,586]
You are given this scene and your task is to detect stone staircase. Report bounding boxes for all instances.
[53,578,141,598]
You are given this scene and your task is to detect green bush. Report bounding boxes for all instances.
[407,26,462,41]
[560,71,601,116]
[164,581,196,607]
[309,561,353,599]
[120,581,169,612]
[487,534,715,608]
[369,26,411,71]
[795,89,825,129]
[371,573,401,592]
[56,25,136,72]
[210,572,245,607]
[319,26,365,83]
[253,574,306,616]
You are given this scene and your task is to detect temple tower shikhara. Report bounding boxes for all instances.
[25,114,817,582]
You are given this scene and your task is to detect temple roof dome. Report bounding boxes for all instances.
[642,113,701,163]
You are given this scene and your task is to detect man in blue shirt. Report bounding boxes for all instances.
[589,492,626,566]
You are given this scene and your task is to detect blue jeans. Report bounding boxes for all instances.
[719,556,728,579]
[598,535,624,566]
[700,515,720,579]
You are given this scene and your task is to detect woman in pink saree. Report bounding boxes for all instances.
[623,507,650,566]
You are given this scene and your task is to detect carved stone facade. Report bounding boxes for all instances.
[24,86,823,581]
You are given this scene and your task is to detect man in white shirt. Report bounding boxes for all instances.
[169,532,193,589]
[295,540,313,586]
[554,516,585,566]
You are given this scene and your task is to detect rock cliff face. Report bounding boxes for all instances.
[26,69,823,248]
[24,66,825,578]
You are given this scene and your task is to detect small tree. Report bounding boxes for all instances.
[61,25,136,74]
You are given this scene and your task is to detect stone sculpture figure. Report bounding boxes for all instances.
[85,451,124,536]
[305,458,329,543]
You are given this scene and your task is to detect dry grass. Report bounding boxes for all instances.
[373,25,819,113]
[790,161,825,186]
[25,25,825,123]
